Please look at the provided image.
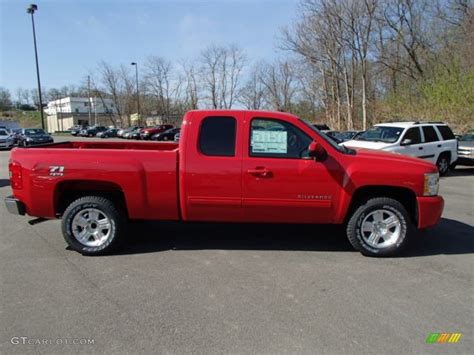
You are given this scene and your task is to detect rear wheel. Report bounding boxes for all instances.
[346,197,412,257]
[61,196,124,255]
[436,153,450,175]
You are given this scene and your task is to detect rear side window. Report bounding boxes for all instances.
[199,117,236,157]
[422,126,439,142]
[402,127,422,144]
[436,125,455,140]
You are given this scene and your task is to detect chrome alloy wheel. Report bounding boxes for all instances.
[360,209,401,249]
[71,208,112,247]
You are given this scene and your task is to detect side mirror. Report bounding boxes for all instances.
[308,141,328,162]
[401,138,412,146]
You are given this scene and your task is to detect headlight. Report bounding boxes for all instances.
[423,173,439,196]
[26,137,33,142]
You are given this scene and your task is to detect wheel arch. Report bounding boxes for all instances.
[345,185,418,225]
[54,180,128,218]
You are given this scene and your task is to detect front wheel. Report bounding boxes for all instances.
[346,197,412,257]
[61,196,124,255]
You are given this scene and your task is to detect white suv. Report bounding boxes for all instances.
[343,122,458,175]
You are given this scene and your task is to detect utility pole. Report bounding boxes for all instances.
[27,4,45,130]
[87,75,92,126]
[131,62,140,124]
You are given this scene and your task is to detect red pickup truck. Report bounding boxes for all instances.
[5,110,443,256]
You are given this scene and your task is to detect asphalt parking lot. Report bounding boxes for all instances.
[1,136,473,354]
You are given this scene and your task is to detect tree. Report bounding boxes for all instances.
[144,56,173,117]
[239,63,266,110]
[200,44,246,109]
[259,60,298,112]
[0,87,13,111]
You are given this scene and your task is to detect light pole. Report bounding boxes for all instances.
[131,62,140,123]
[27,4,45,130]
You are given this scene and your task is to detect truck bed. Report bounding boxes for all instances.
[10,140,180,221]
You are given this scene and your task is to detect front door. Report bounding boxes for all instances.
[396,127,424,158]
[241,116,340,223]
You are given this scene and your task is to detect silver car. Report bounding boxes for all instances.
[0,129,14,149]
[455,131,474,167]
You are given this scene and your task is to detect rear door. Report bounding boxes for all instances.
[182,113,243,222]
[241,115,340,223]
[420,125,441,164]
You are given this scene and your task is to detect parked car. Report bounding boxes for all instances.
[454,130,474,167]
[80,126,108,137]
[119,126,142,139]
[9,128,22,145]
[123,127,144,139]
[140,125,174,140]
[324,131,343,144]
[0,128,14,149]
[128,129,143,140]
[174,132,180,142]
[70,125,87,136]
[17,128,54,146]
[335,131,363,142]
[5,110,443,257]
[312,123,331,132]
[97,128,119,138]
[151,127,180,141]
[343,121,458,175]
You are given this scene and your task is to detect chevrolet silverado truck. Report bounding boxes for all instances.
[5,110,444,256]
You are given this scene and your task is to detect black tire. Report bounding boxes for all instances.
[346,197,412,257]
[436,153,450,176]
[61,196,124,256]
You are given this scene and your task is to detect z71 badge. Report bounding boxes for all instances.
[49,166,65,176]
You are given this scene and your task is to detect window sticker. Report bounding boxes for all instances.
[251,130,287,154]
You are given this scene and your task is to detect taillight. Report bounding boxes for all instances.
[9,160,23,190]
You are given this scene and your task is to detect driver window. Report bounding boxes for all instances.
[250,118,312,159]
[402,127,421,145]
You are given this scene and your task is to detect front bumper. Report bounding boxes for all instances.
[417,196,444,229]
[5,196,26,215]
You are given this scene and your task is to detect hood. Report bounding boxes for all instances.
[459,141,474,149]
[342,139,394,150]
[354,148,436,170]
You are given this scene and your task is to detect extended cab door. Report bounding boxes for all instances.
[241,114,340,223]
[181,112,243,222]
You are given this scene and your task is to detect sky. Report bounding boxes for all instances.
[0,0,300,95]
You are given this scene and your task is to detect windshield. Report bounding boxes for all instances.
[299,119,354,154]
[25,129,46,136]
[461,133,474,141]
[356,126,403,143]
[0,129,8,135]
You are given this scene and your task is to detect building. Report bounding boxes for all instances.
[45,97,118,133]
